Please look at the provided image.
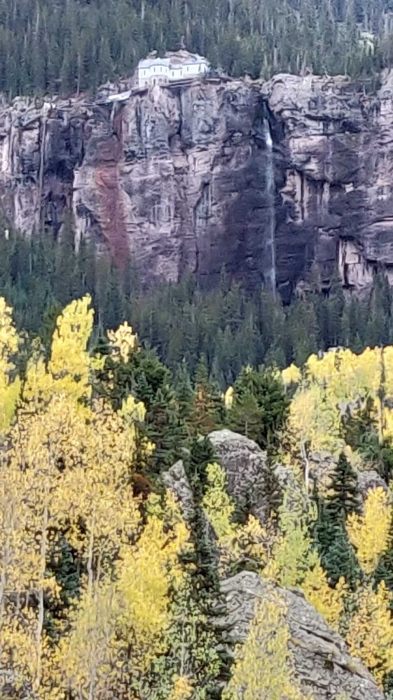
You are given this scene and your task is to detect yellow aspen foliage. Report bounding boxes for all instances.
[223,586,312,700]
[48,295,94,398]
[0,296,157,699]
[223,514,274,572]
[269,484,318,589]
[169,674,194,700]
[23,295,95,407]
[302,566,346,630]
[202,462,235,539]
[58,581,119,700]
[282,363,301,387]
[57,491,192,699]
[0,297,20,432]
[288,382,342,454]
[346,582,393,687]
[224,385,234,408]
[347,487,391,575]
[108,321,139,363]
[286,345,393,455]
[115,491,191,669]
[202,462,275,574]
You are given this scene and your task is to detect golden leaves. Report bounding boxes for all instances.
[346,582,393,687]
[302,566,346,631]
[347,488,391,575]
[223,586,311,700]
[107,321,138,364]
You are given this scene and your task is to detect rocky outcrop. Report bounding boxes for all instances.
[4,70,393,293]
[309,451,388,500]
[162,459,196,520]
[219,571,384,700]
[209,428,302,521]
[164,435,384,699]
[357,468,388,497]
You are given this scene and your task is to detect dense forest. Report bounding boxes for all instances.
[2,0,393,96]
[1,291,393,697]
[1,226,393,386]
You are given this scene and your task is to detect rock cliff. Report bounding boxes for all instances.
[219,571,384,700]
[3,71,393,294]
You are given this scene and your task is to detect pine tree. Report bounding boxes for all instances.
[173,361,195,424]
[325,452,362,522]
[374,507,393,606]
[313,502,362,588]
[228,365,289,451]
[189,356,225,436]
[145,385,187,474]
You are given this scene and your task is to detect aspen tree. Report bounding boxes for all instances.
[347,487,391,575]
[223,586,311,700]
[346,582,393,687]
[0,297,21,432]
[202,462,274,574]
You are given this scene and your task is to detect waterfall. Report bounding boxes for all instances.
[264,118,276,295]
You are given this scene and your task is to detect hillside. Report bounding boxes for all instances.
[0,0,393,97]
[0,296,392,697]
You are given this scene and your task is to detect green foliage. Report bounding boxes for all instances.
[313,501,362,589]
[326,453,362,522]
[313,455,362,588]
[147,578,224,700]
[4,227,393,391]
[229,366,290,451]
[374,506,393,606]
[182,439,234,696]
[0,0,391,98]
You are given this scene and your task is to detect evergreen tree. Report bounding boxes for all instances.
[313,500,362,588]
[189,356,225,436]
[229,366,289,451]
[325,452,362,521]
[145,385,187,473]
[374,505,393,606]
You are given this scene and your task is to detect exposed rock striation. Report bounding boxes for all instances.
[219,571,384,700]
[4,71,393,293]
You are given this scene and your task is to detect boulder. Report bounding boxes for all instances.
[357,469,388,497]
[162,459,196,520]
[209,429,271,522]
[219,571,384,700]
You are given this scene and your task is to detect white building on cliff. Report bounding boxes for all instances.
[137,50,209,87]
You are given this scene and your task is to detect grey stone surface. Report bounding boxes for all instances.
[357,468,388,497]
[162,459,196,520]
[219,571,384,700]
[4,72,393,293]
[209,429,271,522]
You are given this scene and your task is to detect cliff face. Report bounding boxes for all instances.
[2,72,393,294]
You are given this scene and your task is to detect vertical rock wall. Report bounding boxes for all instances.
[3,72,393,294]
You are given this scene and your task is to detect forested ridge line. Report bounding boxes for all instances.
[2,0,393,97]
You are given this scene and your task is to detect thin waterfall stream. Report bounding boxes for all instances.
[264,118,276,296]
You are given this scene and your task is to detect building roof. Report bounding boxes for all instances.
[138,50,209,69]
[139,58,171,68]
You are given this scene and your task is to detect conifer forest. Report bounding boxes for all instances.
[3,0,393,698]
[2,0,393,96]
